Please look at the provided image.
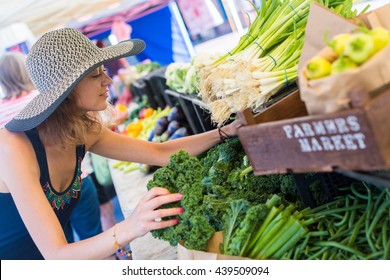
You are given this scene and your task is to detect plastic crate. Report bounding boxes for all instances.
[142,67,168,109]
[164,90,203,134]
[130,79,158,109]
[162,89,180,107]
[183,95,217,132]
[290,172,358,208]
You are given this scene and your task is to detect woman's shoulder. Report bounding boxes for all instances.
[0,129,40,194]
[0,129,31,157]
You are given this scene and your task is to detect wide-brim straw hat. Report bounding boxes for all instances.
[5,28,145,131]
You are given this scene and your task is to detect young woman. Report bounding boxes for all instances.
[0,28,241,260]
[0,49,117,259]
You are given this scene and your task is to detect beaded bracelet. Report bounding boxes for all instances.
[113,224,132,258]
[218,127,230,142]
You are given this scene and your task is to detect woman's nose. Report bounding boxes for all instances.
[102,72,113,85]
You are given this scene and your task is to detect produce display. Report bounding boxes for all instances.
[108,0,390,261]
[196,0,363,126]
[112,61,161,106]
[165,62,194,94]
[146,137,389,259]
[113,106,190,174]
[112,106,171,173]
[147,137,308,251]
[304,27,390,79]
[221,182,390,260]
[290,183,390,259]
[221,195,312,259]
[147,106,189,143]
[164,53,221,95]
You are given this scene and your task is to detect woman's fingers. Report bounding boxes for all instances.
[142,187,171,200]
[142,187,183,210]
[127,187,184,237]
[151,218,180,230]
[151,207,184,221]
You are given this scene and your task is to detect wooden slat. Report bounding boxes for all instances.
[239,108,387,174]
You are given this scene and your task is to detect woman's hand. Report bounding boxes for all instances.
[124,187,183,240]
[220,118,244,137]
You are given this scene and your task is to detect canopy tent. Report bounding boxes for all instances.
[0,0,150,36]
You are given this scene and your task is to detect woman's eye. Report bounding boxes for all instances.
[92,68,106,77]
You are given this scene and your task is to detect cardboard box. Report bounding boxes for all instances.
[177,232,250,260]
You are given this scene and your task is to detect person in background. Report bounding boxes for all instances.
[0,28,241,259]
[0,52,39,128]
[0,50,119,259]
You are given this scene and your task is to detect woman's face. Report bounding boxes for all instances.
[72,66,112,111]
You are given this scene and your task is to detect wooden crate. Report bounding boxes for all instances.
[238,85,390,175]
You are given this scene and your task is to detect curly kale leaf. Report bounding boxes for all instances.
[201,137,243,189]
[148,150,214,250]
[183,215,215,251]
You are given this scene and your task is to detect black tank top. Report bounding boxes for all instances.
[25,128,86,229]
[0,129,85,259]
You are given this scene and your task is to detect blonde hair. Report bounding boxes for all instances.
[38,93,116,147]
[0,52,35,99]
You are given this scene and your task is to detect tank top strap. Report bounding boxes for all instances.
[24,129,86,183]
[24,128,50,185]
[76,145,86,159]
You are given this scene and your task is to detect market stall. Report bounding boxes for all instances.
[109,0,390,261]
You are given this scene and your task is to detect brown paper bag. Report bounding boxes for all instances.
[298,2,390,115]
[298,3,390,71]
[299,44,390,115]
[357,3,390,30]
[297,2,359,72]
[177,231,250,260]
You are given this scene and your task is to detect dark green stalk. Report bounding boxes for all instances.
[272,226,307,259]
[244,204,282,255]
[239,165,253,179]
[256,216,301,259]
[247,210,289,257]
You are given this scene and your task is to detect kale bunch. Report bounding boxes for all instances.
[146,150,215,250]
[200,137,243,190]
[146,137,302,251]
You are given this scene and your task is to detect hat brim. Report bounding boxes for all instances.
[5,39,145,132]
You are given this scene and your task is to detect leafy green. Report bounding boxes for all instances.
[222,195,310,259]
[146,150,214,250]
[147,137,302,250]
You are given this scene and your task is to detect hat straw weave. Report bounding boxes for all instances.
[5,28,145,131]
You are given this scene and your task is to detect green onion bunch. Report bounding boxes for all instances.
[198,0,364,126]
